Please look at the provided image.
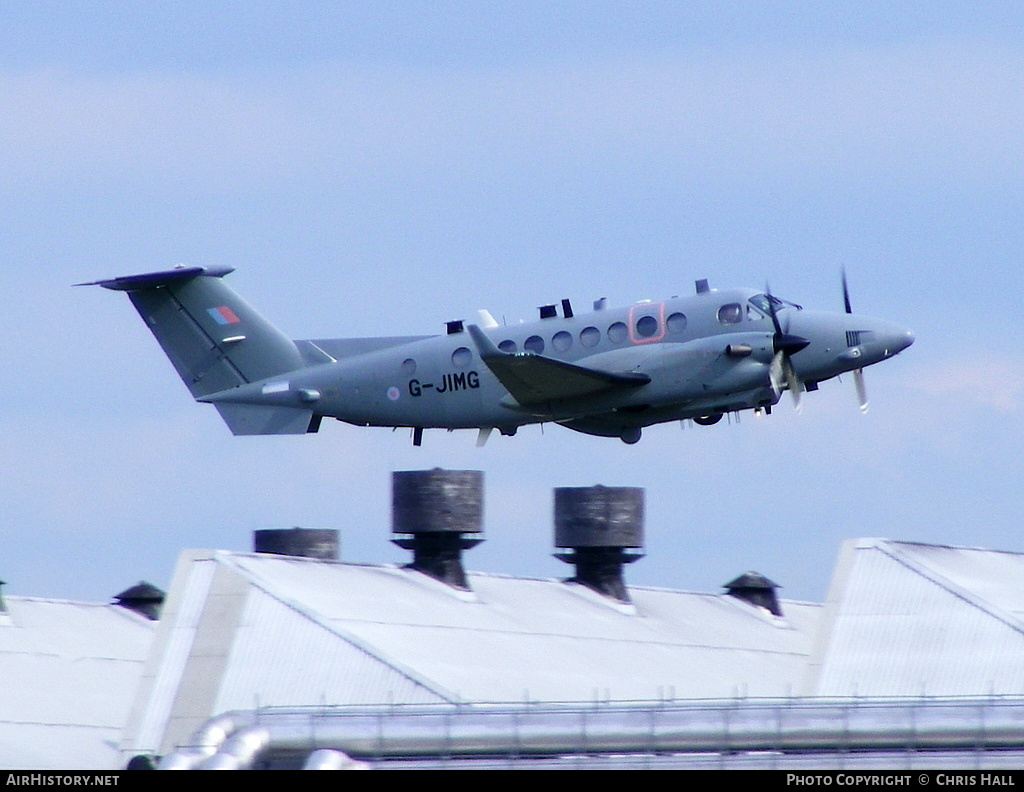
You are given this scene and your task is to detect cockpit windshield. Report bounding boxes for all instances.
[748,293,803,318]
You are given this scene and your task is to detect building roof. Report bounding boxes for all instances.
[804,538,1024,697]
[122,549,821,757]
[0,595,155,769]
[12,535,1024,768]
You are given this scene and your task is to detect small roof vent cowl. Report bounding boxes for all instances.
[724,571,783,617]
[554,485,645,603]
[114,581,165,621]
[392,469,484,590]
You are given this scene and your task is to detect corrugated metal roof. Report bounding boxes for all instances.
[128,556,217,753]
[125,549,820,756]
[891,541,1024,618]
[227,552,818,655]
[13,536,1024,768]
[225,551,820,700]
[807,539,1024,697]
[215,586,452,710]
[0,595,155,769]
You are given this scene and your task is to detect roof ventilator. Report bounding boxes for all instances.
[554,485,645,603]
[724,571,783,616]
[113,581,166,621]
[392,469,484,590]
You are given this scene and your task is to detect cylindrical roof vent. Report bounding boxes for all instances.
[724,571,783,617]
[554,486,644,603]
[392,469,483,590]
[254,527,339,561]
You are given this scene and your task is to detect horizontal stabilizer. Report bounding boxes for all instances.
[77,265,235,291]
[214,403,320,435]
[467,324,650,405]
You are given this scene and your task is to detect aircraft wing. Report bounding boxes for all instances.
[467,325,650,405]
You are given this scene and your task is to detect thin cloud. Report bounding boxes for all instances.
[905,354,1024,412]
[1,42,1023,192]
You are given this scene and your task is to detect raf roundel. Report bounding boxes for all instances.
[387,386,401,402]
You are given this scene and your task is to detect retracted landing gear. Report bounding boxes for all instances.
[619,427,642,445]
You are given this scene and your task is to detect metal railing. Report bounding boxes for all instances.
[156,695,1024,769]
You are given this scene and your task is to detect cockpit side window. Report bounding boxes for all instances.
[748,294,771,315]
[749,293,803,316]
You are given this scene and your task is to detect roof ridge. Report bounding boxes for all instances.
[874,540,1024,636]
[219,553,464,704]
[3,594,115,606]
[885,539,1024,558]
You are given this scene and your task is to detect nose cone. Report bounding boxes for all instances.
[864,320,914,364]
[833,316,915,373]
[887,326,915,356]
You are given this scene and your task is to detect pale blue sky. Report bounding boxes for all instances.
[2,3,1023,604]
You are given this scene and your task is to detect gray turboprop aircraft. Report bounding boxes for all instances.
[84,267,913,445]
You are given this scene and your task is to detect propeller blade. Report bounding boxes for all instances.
[769,351,784,397]
[785,358,803,411]
[854,368,869,414]
[841,270,868,412]
[766,281,809,355]
[769,350,805,409]
[765,281,783,337]
[765,280,807,408]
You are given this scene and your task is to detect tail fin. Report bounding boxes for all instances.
[85,266,317,434]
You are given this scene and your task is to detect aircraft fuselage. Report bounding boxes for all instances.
[205,286,913,440]
[87,268,913,443]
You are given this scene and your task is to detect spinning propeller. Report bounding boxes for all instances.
[842,269,869,414]
[765,283,810,409]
